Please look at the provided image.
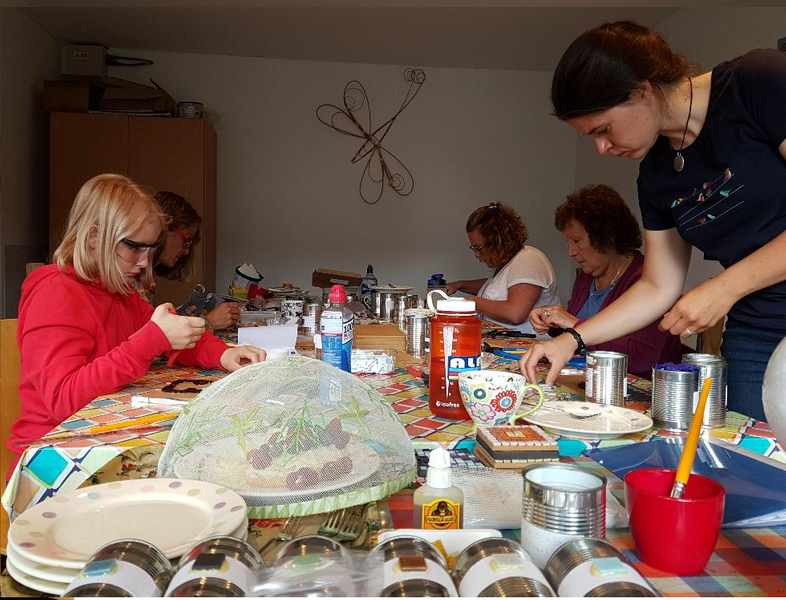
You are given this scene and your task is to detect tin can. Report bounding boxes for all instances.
[64,539,172,597]
[585,351,627,407]
[405,309,432,359]
[301,301,322,336]
[452,538,554,597]
[520,463,606,569]
[165,536,262,597]
[682,353,727,428]
[373,536,457,597]
[176,101,203,119]
[544,538,656,597]
[651,365,700,431]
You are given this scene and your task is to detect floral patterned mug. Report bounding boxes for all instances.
[458,370,544,428]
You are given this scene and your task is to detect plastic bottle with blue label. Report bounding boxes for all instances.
[427,290,481,420]
[320,285,354,373]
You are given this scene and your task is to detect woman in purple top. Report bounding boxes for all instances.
[530,185,682,378]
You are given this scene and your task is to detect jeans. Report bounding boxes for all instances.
[721,317,786,422]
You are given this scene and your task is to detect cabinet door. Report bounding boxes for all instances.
[49,113,129,251]
[128,118,211,305]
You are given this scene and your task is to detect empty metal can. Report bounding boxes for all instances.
[452,538,554,597]
[165,536,262,597]
[520,463,606,569]
[651,364,701,431]
[682,353,727,428]
[405,309,432,359]
[301,301,322,336]
[544,538,656,597]
[64,539,172,597]
[374,535,457,597]
[585,351,627,407]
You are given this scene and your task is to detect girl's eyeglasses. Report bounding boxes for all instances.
[118,238,159,260]
[171,226,194,250]
[469,244,484,254]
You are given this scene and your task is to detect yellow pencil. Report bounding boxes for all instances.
[86,412,179,435]
[670,377,713,499]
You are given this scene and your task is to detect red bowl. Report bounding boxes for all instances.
[624,468,725,575]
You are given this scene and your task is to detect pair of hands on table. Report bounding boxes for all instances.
[151,304,266,372]
[520,278,736,385]
[528,304,577,334]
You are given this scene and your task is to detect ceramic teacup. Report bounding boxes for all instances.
[458,370,544,427]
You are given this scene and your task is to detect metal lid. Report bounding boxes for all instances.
[179,535,262,570]
[168,576,246,597]
[543,538,622,589]
[682,353,727,366]
[382,579,452,597]
[276,535,346,565]
[452,538,530,584]
[65,583,133,597]
[372,535,448,569]
[585,582,657,597]
[478,577,555,597]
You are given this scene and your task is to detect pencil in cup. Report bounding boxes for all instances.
[670,377,713,499]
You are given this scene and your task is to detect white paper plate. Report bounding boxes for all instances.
[6,557,68,596]
[522,401,653,439]
[8,478,247,569]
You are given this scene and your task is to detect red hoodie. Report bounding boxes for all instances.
[9,264,228,461]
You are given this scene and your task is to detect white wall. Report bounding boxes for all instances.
[574,7,786,294]
[0,8,60,317]
[108,53,577,300]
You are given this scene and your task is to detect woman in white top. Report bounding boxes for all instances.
[446,203,559,337]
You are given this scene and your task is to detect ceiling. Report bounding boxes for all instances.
[13,4,695,71]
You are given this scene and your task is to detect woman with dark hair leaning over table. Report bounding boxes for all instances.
[530,184,682,379]
[8,174,265,470]
[446,202,559,338]
[521,21,786,421]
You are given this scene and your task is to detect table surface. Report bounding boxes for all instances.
[4,338,786,597]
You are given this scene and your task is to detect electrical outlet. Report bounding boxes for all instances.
[778,37,786,52]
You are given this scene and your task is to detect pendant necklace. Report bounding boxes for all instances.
[596,253,632,291]
[673,77,693,173]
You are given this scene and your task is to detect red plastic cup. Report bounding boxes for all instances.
[624,468,725,575]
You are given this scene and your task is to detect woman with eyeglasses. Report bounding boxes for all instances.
[139,191,240,331]
[445,202,559,337]
[9,174,265,464]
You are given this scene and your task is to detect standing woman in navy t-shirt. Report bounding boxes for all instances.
[520,21,786,421]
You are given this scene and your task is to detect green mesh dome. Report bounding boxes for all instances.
[158,357,416,518]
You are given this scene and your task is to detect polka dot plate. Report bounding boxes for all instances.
[8,478,247,569]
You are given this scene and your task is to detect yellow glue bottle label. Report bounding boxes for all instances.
[420,498,461,530]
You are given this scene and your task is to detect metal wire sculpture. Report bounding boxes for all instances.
[317,68,426,204]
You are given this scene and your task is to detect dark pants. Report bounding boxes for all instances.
[722,317,786,422]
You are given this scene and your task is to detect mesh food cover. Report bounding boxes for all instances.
[158,357,416,518]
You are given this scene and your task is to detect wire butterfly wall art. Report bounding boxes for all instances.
[316,68,426,205]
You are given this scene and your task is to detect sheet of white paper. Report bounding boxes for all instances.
[237,323,297,350]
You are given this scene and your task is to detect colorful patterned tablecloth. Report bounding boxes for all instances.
[389,455,786,598]
[4,348,786,597]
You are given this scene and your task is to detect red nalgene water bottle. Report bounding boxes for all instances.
[427,291,481,419]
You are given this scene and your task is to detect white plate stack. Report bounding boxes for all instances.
[6,478,249,596]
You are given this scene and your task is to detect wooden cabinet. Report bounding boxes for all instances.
[49,112,217,304]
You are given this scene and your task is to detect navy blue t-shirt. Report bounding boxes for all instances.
[638,49,786,329]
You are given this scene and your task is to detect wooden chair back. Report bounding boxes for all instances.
[1,319,20,555]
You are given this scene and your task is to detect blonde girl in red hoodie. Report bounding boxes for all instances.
[9,174,265,463]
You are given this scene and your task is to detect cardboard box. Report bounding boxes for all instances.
[61,44,107,77]
[312,268,363,288]
[42,80,103,113]
[101,87,176,114]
